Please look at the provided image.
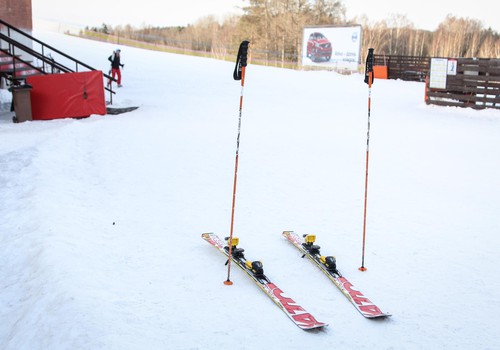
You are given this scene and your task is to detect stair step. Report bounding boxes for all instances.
[0,62,29,71]
[0,62,42,77]
[13,68,42,78]
[0,52,22,59]
[0,55,13,63]
[0,57,26,65]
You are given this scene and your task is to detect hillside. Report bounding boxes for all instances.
[1,31,500,349]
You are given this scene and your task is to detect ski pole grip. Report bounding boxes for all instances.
[233,40,250,80]
[240,40,249,67]
[364,48,374,85]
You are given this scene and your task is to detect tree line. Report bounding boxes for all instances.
[85,0,500,68]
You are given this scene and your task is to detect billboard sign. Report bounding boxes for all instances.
[302,25,362,70]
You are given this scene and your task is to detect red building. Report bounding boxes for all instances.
[0,0,33,31]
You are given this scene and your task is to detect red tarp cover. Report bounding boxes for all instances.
[27,71,106,120]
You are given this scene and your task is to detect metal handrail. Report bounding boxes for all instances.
[0,18,116,101]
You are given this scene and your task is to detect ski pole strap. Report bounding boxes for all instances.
[364,48,375,85]
[233,40,250,81]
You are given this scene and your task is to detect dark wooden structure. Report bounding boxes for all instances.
[426,58,500,110]
[373,54,429,82]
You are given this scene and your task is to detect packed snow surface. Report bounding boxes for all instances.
[1,31,499,349]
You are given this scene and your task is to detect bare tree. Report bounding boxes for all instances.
[84,3,500,67]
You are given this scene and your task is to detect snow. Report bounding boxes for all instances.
[1,31,500,349]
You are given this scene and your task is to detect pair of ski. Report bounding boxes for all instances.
[202,231,390,331]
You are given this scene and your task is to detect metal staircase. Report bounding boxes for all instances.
[0,18,115,102]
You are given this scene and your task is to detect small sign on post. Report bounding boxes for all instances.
[447,59,458,75]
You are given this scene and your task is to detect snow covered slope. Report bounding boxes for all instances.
[1,31,499,349]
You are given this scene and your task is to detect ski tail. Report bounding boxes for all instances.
[202,233,327,330]
[282,231,391,319]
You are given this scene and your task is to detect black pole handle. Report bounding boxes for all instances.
[364,48,375,85]
[233,40,250,80]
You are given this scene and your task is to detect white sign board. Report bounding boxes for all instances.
[302,26,362,70]
[429,58,448,89]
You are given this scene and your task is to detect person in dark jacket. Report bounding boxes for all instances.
[108,49,124,87]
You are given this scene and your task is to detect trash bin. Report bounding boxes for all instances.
[10,84,33,123]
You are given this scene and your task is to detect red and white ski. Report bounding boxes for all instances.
[282,231,391,319]
[202,233,327,330]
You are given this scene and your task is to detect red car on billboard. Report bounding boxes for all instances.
[307,32,332,62]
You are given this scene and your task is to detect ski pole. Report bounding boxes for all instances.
[225,40,250,285]
[360,48,375,272]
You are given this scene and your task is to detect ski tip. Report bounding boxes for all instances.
[365,313,392,319]
[300,322,328,331]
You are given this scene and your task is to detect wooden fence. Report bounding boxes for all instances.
[373,54,500,109]
[425,58,500,110]
[373,54,429,82]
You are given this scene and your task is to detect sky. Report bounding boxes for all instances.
[32,0,499,32]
